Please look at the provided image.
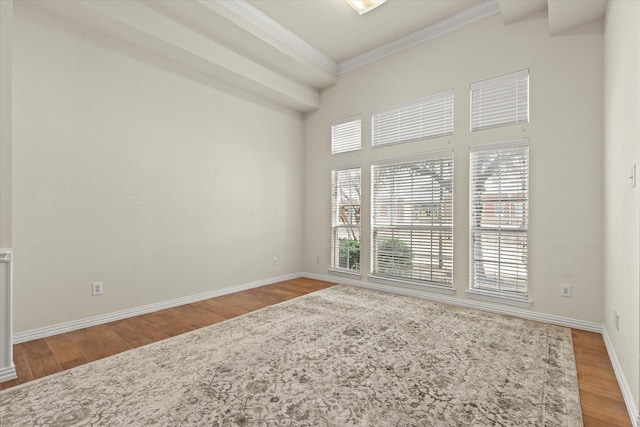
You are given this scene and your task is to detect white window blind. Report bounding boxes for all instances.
[331,167,361,271]
[470,70,529,132]
[372,90,454,147]
[371,151,453,286]
[331,115,362,154]
[470,140,529,297]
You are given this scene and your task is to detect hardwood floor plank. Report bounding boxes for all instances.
[45,334,88,370]
[579,390,632,426]
[67,325,132,363]
[572,330,631,427]
[109,317,169,349]
[1,278,631,425]
[20,339,62,379]
[0,345,34,390]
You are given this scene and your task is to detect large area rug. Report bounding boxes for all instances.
[0,285,582,426]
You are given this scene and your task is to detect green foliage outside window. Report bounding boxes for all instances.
[377,238,413,277]
[339,238,360,270]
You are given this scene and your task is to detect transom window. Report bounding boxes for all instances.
[372,90,454,147]
[470,70,529,132]
[331,115,362,154]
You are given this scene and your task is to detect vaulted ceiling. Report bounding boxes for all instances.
[26,0,607,113]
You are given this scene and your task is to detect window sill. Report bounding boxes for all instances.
[328,268,362,280]
[466,289,533,308]
[368,275,456,295]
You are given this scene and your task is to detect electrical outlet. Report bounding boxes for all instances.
[92,282,103,296]
[316,255,320,263]
[614,310,620,331]
[272,257,278,265]
[560,283,571,297]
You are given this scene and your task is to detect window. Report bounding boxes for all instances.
[331,167,361,271]
[469,140,529,298]
[371,151,453,286]
[470,69,529,132]
[372,90,454,147]
[331,115,361,154]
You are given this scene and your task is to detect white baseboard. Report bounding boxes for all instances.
[13,272,304,344]
[602,327,640,427]
[304,272,603,332]
[0,249,13,383]
[13,270,603,342]
[0,365,16,382]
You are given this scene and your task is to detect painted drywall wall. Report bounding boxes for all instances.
[0,0,15,382]
[0,0,12,249]
[11,3,305,332]
[604,0,640,412]
[304,12,604,323]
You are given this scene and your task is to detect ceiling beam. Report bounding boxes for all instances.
[29,0,322,112]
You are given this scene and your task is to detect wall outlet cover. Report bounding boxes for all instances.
[92,282,103,296]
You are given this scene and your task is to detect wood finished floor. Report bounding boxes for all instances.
[1,278,631,426]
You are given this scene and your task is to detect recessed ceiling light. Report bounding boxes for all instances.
[345,0,388,15]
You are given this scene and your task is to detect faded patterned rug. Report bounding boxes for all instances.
[0,285,582,426]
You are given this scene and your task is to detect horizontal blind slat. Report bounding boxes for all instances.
[372,152,454,286]
[331,167,361,271]
[332,115,362,154]
[470,70,529,132]
[469,142,529,297]
[372,90,454,147]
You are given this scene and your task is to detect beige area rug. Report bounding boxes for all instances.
[1,285,582,426]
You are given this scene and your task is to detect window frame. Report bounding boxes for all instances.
[370,150,454,291]
[468,139,530,307]
[371,90,454,148]
[330,166,362,274]
[470,69,529,132]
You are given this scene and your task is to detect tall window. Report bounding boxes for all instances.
[331,115,362,154]
[331,167,361,271]
[372,90,454,147]
[371,151,453,286]
[469,140,529,297]
[470,69,529,132]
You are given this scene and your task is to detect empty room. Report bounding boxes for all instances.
[0,0,638,425]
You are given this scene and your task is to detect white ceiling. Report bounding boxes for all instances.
[246,0,482,63]
[24,0,607,113]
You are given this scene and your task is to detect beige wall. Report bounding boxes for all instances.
[11,4,305,332]
[304,13,604,323]
[604,0,640,412]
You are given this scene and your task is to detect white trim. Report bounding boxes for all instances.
[12,272,304,344]
[371,149,454,166]
[338,1,501,74]
[466,289,533,308]
[217,0,500,77]
[216,0,338,75]
[0,365,16,382]
[304,272,602,332]
[0,248,13,383]
[331,162,361,171]
[328,268,362,280]
[368,274,456,295]
[469,138,529,152]
[602,327,640,427]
